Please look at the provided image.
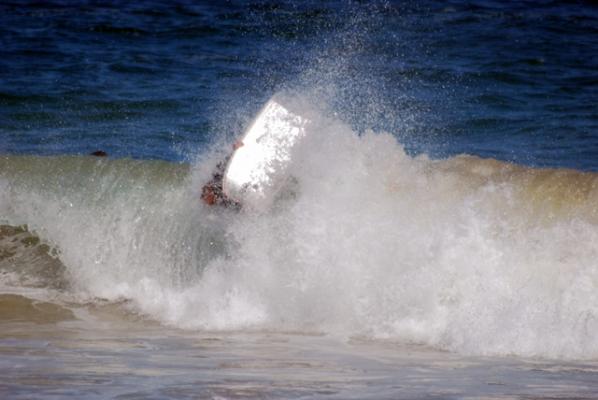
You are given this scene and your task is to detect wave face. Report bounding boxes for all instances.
[2,108,598,360]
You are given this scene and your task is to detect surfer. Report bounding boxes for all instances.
[201,96,308,209]
[201,140,244,207]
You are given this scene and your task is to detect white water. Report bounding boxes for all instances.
[2,101,598,361]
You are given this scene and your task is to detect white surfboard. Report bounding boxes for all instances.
[222,97,309,209]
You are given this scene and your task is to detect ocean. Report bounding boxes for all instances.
[1,1,598,399]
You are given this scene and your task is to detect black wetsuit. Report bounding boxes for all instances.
[203,158,241,209]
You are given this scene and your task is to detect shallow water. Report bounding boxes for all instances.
[2,304,598,400]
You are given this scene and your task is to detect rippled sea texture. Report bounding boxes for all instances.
[1,1,597,168]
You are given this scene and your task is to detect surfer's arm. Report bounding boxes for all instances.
[200,181,219,205]
[201,161,226,206]
[200,141,243,207]
[201,176,241,209]
[233,140,244,150]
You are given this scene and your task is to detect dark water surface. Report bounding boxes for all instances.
[1,1,597,168]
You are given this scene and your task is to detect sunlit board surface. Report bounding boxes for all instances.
[223,98,309,210]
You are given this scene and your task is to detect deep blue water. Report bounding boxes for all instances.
[1,1,597,170]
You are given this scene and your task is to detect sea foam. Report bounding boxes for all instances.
[1,104,598,360]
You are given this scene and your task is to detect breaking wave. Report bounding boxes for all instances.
[1,104,598,360]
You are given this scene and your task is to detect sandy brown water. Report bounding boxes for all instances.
[1,295,598,400]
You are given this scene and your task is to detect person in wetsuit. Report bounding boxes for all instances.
[201,141,243,207]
